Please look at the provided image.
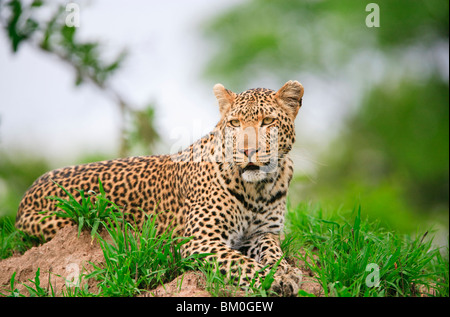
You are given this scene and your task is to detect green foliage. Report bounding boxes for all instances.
[204,0,448,87]
[1,201,448,297]
[0,216,41,259]
[125,105,160,156]
[0,153,49,256]
[195,257,277,297]
[0,271,21,297]
[195,259,244,297]
[356,77,449,209]
[87,213,203,297]
[1,0,125,86]
[1,268,55,297]
[21,268,55,297]
[0,151,52,219]
[308,76,449,232]
[3,0,41,52]
[286,203,449,297]
[41,179,123,238]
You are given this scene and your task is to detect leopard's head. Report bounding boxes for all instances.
[213,80,304,183]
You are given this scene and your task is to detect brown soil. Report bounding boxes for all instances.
[0,225,105,296]
[0,226,323,297]
[144,272,212,297]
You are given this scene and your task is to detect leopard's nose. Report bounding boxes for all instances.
[239,148,258,160]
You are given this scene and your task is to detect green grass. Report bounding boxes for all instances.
[41,179,123,238]
[1,269,51,297]
[86,213,204,297]
[285,202,449,297]
[0,186,448,297]
[0,216,41,260]
[195,257,280,297]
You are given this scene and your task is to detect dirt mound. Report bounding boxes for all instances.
[0,225,105,296]
[145,271,322,297]
[144,272,211,297]
[0,226,323,297]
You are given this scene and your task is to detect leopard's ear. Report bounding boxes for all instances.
[213,84,236,117]
[275,80,304,118]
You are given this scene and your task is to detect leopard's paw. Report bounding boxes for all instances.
[270,268,303,297]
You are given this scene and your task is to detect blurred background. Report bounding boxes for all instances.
[0,0,448,244]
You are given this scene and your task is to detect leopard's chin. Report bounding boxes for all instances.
[241,169,267,183]
[240,162,277,183]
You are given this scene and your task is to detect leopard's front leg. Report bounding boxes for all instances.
[243,232,302,296]
[181,202,300,296]
[182,203,267,287]
[183,238,265,284]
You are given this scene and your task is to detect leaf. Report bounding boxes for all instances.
[6,0,26,52]
[298,289,316,297]
[319,219,340,228]
[260,260,279,291]
[31,0,43,7]
[352,205,362,246]
[60,25,76,43]
[10,271,16,289]
[78,217,84,237]
[33,268,41,290]
[91,219,100,237]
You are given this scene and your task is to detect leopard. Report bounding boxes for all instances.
[15,80,305,296]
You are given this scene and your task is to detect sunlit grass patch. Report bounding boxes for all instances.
[285,203,449,297]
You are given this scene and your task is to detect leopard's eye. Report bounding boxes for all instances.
[229,119,240,127]
[262,117,275,126]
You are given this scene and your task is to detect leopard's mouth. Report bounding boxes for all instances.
[239,161,277,183]
[243,163,260,172]
[241,161,272,172]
